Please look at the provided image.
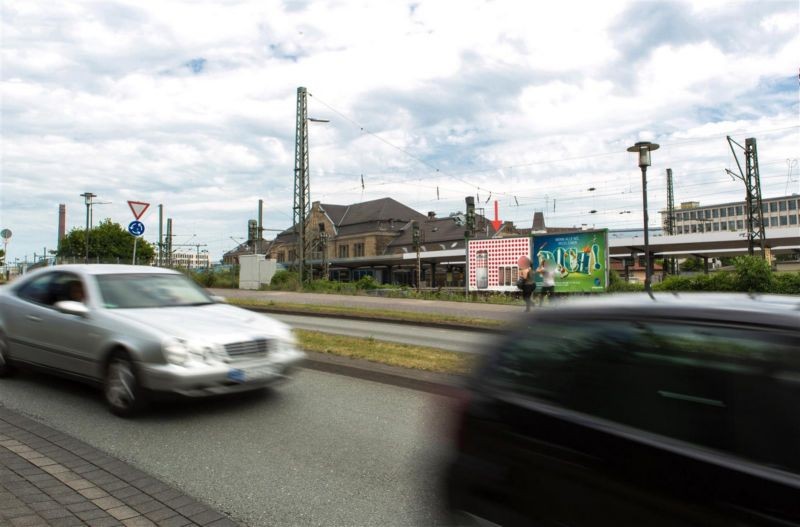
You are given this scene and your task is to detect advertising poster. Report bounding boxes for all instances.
[467,237,533,292]
[532,229,608,293]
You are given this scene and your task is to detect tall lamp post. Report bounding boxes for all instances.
[80,192,97,264]
[627,142,659,293]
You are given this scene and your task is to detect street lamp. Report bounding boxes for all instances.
[80,192,97,264]
[626,141,659,293]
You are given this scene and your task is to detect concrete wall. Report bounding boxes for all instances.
[239,254,278,290]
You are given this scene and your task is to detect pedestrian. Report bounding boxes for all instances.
[536,259,556,306]
[517,257,536,312]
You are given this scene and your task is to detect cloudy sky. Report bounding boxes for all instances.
[1,0,798,263]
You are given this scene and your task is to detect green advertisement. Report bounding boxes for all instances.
[532,229,608,293]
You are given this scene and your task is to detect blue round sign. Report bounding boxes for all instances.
[128,220,145,237]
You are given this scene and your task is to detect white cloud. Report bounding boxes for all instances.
[1,0,798,263]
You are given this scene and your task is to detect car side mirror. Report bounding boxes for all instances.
[54,300,90,317]
[210,295,226,303]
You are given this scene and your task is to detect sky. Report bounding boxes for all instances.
[1,0,798,264]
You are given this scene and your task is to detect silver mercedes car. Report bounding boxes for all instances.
[0,265,305,416]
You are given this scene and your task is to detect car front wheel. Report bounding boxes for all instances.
[0,333,14,377]
[104,351,147,417]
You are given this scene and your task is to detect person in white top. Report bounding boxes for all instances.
[536,259,556,306]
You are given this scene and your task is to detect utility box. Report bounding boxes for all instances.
[239,254,277,290]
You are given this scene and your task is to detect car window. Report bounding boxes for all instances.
[16,272,58,305]
[15,272,87,306]
[95,273,213,309]
[489,319,800,473]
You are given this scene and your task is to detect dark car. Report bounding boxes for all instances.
[444,293,800,526]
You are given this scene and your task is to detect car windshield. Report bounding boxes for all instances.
[95,273,213,309]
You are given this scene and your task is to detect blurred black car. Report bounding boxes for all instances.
[444,293,800,526]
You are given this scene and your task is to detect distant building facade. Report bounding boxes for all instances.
[660,194,799,235]
[170,251,210,269]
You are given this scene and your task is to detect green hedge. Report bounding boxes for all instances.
[653,256,800,295]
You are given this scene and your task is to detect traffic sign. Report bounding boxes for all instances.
[127,201,150,220]
[128,221,145,237]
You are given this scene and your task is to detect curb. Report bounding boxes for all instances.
[300,351,463,397]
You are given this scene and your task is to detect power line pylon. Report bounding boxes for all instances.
[293,87,311,284]
[665,168,676,275]
[726,136,766,258]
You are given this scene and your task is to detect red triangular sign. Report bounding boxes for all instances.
[128,201,150,220]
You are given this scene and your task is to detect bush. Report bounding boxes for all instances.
[182,267,238,288]
[654,275,694,291]
[269,270,300,291]
[732,255,774,293]
[607,271,644,292]
[773,272,800,295]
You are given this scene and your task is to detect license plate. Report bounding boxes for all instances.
[227,365,274,383]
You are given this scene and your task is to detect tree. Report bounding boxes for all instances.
[0,248,4,266]
[732,255,773,293]
[680,257,705,272]
[58,219,155,264]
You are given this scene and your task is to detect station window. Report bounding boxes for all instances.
[790,215,798,225]
[713,223,719,231]
[770,202,778,213]
[736,206,743,215]
[770,217,778,227]
[353,243,365,257]
[698,224,704,233]
[728,207,735,216]
[338,245,349,258]
[729,221,736,230]
[780,216,788,226]
[712,209,719,218]
[779,201,787,211]
[691,225,697,233]
[788,200,797,211]
[690,211,696,220]
[720,221,727,230]
[720,208,727,218]
[736,220,744,230]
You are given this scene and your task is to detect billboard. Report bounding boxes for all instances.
[467,237,532,292]
[532,229,608,293]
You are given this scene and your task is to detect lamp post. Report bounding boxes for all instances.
[627,141,659,293]
[80,192,97,264]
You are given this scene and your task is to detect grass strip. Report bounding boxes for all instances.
[293,329,476,375]
[227,298,505,329]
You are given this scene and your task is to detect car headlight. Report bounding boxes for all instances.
[162,337,189,365]
[162,338,221,366]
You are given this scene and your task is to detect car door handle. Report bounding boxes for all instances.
[26,315,43,322]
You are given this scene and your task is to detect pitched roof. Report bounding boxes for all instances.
[335,197,426,226]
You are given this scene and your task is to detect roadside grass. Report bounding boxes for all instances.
[227,297,507,330]
[294,329,476,375]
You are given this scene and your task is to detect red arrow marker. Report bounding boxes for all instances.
[491,200,502,231]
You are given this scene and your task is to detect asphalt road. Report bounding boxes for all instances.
[0,366,454,527]
[270,313,494,353]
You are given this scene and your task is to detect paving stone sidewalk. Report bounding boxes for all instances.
[0,406,239,527]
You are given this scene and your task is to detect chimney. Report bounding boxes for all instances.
[427,211,436,220]
[58,204,66,242]
[532,211,546,232]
